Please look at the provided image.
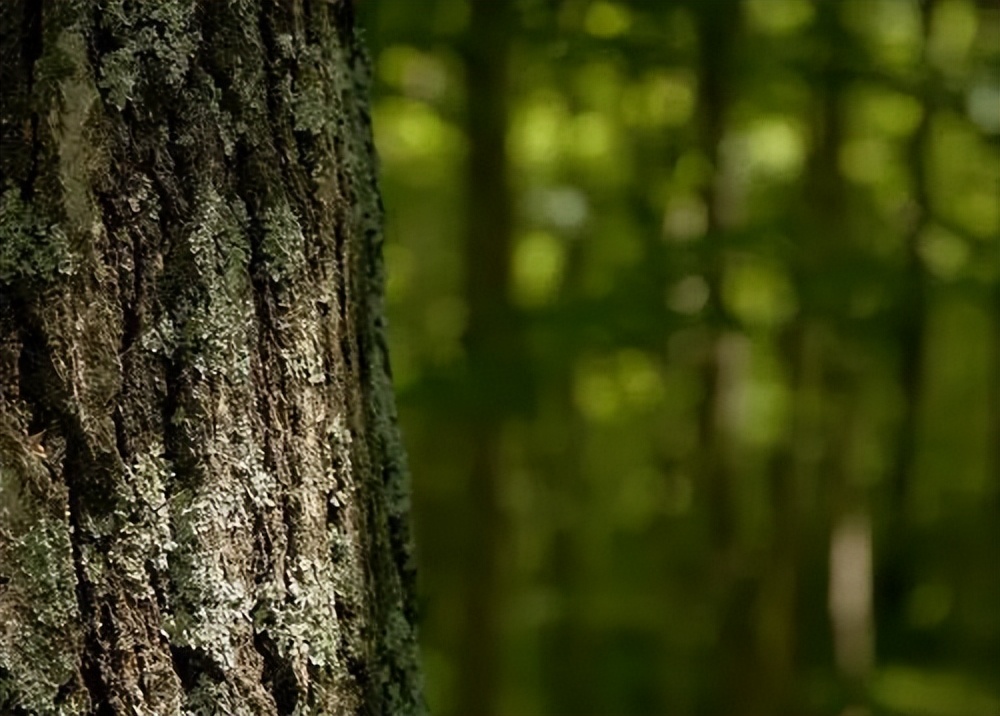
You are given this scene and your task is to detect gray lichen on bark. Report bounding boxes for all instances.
[0,1,422,713]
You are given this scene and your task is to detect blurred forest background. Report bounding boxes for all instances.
[360,0,999,714]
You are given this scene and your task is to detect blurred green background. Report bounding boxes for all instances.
[359,0,999,714]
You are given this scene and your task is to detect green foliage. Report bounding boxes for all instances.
[362,0,1000,714]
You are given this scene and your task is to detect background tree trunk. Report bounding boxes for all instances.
[454,0,515,714]
[0,1,422,714]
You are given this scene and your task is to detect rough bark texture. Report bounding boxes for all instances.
[0,1,422,713]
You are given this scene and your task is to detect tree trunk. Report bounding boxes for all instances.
[0,2,422,714]
[454,1,515,714]
[892,0,934,511]
[694,0,741,560]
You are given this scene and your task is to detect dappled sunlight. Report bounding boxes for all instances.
[745,0,815,35]
[622,70,696,129]
[512,230,567,307]
[584,1,632,39]
[722,256,799,329]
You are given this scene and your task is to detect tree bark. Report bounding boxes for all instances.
[0,2,422,714]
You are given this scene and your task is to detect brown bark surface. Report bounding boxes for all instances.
[0,2,421,713]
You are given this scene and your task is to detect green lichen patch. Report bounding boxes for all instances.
[163,483,253,670]
[97,445,176,594]
[0,429,86,715]
[170,184,254,380]
[292,45,334,138]
[0,189,76,285]
[260,202,308,286]
[160,411,264,679]
[251,554,344,690]
[94,0,199,111]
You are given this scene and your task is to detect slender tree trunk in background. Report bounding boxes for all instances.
[877,0,936,668]
[537,239,597,716]
[0,2,422,713]
[990,284,1000,526]
[826,394,875,705]
[762,319,818,715]
[692,5,761,711]
[538,422,595,716]
[892,0,934,512]
[455,0,515,714]
[992,283,1000,497]
[808,7,875,702]
[694,0,740,561]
